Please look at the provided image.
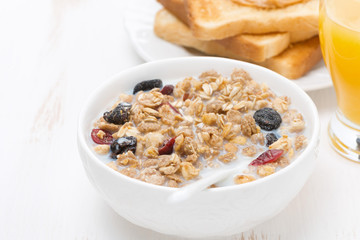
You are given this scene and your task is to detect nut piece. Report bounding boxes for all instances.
[180,162,200,180]
[240,115,257,137]
[96,130,106,139]
[234,175,256,184]
[227,110,242,124]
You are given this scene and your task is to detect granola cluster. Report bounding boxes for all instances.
[91,69,308,187]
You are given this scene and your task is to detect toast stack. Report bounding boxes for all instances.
[154,0,322,79]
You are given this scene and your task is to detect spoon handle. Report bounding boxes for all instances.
[167,167,236,203]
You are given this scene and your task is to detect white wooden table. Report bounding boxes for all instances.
[1,0,360,239]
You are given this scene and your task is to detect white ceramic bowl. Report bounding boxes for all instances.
[77,57,320,238]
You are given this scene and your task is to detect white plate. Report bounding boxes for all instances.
[124,0,332,92]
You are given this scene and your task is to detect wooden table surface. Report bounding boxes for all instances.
[1,0,360,239]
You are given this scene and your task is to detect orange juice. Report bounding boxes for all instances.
[319,0,360,125]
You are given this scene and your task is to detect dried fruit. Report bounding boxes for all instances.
[183,92,191,101]
[91,129,113,145]
[266,133,278,147]
[249,149,284,166]
[103,102,131,125]
[160,85,174,95]
[253,107,282,131]
[133,79,163,94]
[110,136,137,158]
[158,137,176,155]
[167,102,182,116]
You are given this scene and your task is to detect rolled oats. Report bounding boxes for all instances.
[295,135,308,151]
[91,69,309,187]
[94,144,110,155]
[257,165,276,177]
[180,162,200,180]
[138,168,165,185]
[234,175,256,184]
[242,146,257,157]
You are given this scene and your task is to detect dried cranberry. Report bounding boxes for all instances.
[91,129,114,145]
[160,85,174,95]
[167,102,182,116]
[249,149,284,166]
[158,137,176,155]
[133,79,163,94]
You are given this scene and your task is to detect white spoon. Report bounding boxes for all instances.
[167,160,249,203]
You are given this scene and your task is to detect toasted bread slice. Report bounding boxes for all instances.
[154,9,322,79]
[231,0,304,9]
[155,9,289,62]
[158,0,318,43]
[185,0,319,40]
[262,37,322,79]
[215,34,290,62]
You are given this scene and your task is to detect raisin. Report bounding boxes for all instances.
[110,136,137,159]
[91,129,114,145]
[249,149,284,166]
[253,108,282,131]
[158,137,176,155]
[103,102,131,125]
[133,79,163,94]
[160,85,174,95]
[266,133,278,147]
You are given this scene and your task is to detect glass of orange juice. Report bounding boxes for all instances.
[319,0,360,162]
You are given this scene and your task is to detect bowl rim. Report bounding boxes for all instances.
[77,56,320,193]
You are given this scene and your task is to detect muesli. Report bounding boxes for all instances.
[90,69,307,187]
